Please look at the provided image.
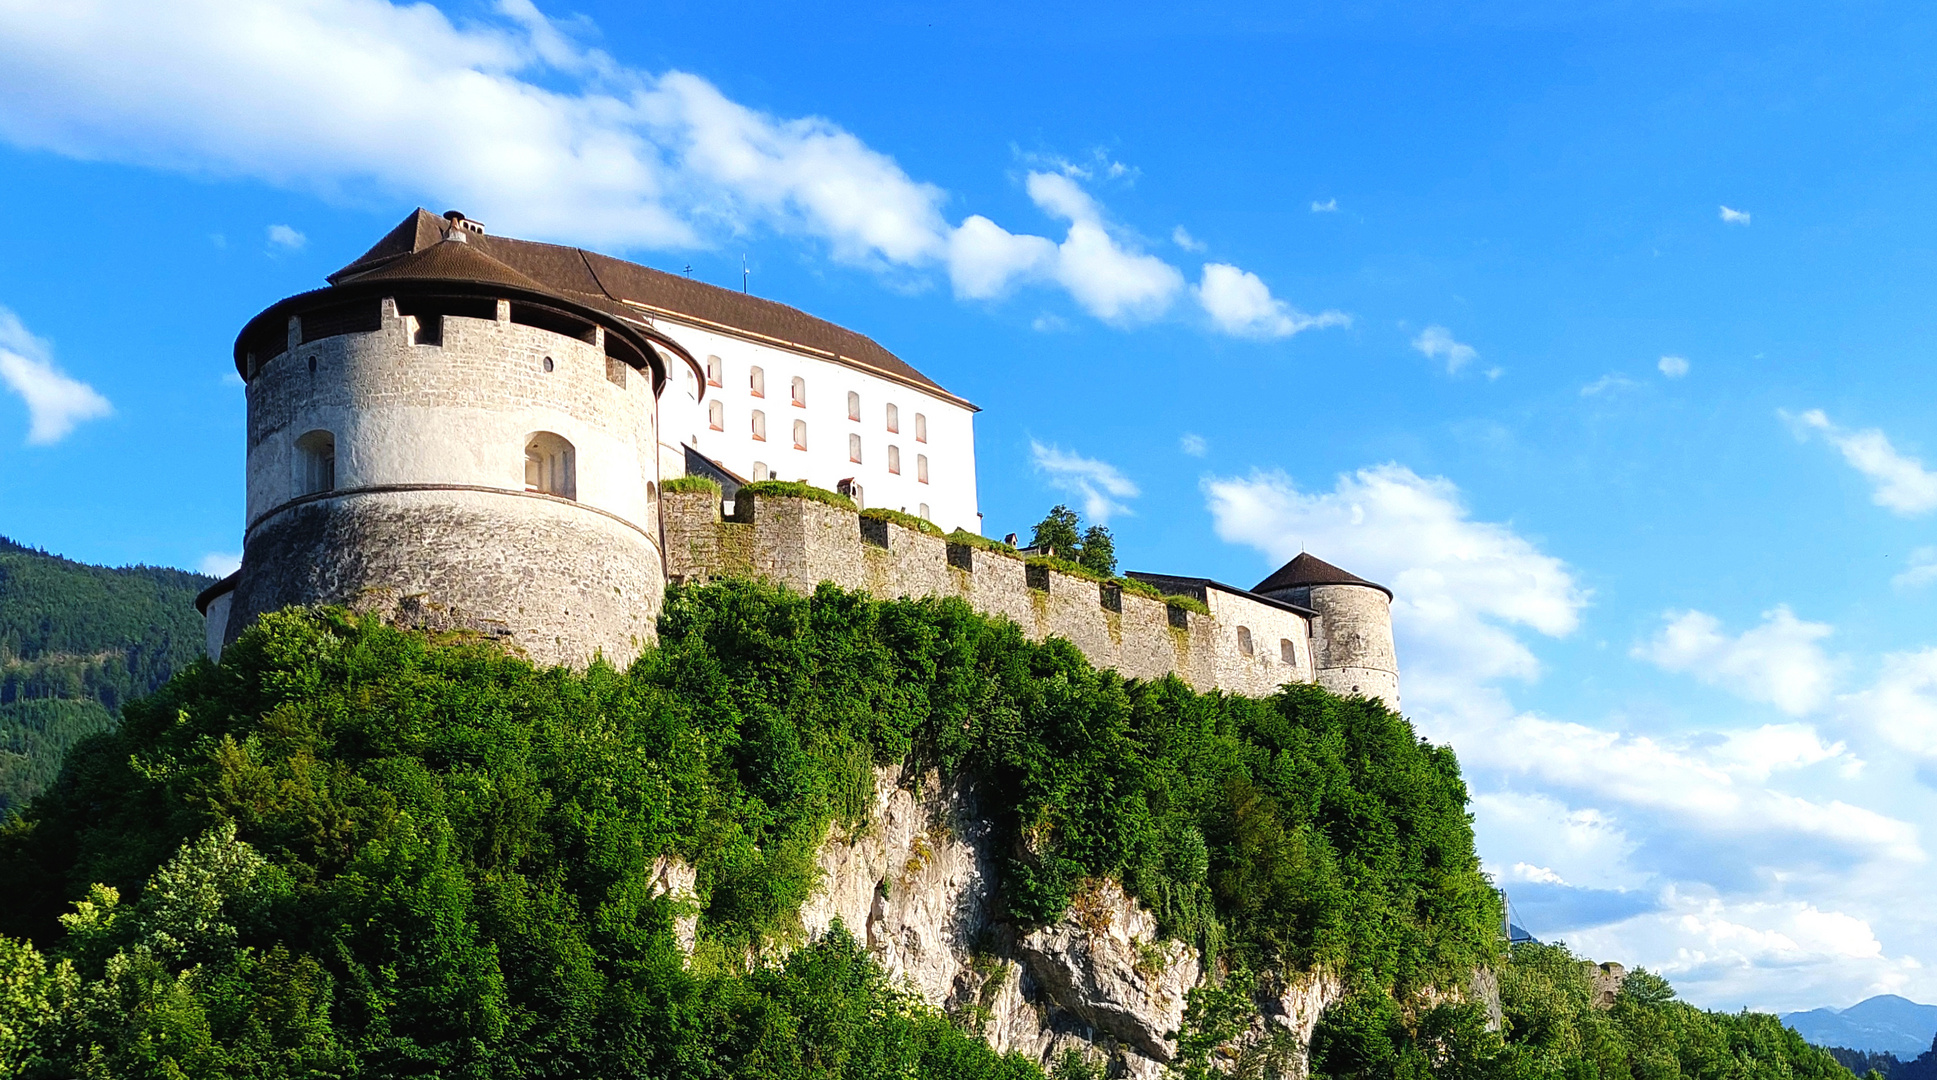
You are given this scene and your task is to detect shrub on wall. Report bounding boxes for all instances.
[662,475,722,495]
[734,480,857,513]
[860,507,945,537]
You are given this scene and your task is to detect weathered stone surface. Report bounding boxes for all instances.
[647,855,700,955]
[1014,879,1199,1062]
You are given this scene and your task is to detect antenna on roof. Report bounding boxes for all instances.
[742,254,749,294]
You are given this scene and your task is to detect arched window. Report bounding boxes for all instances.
[886,403,899,433]
[1280,639,1295,665]
[919,502,930,520]
[849,433,862,463]
[525,432,576,499]
[705,355,722,386]
[647,481,658,506]
[752,461,770,481]
[888,445,901,474]
[751,409,767,441]
[847,391,861,421]
[708,400,724,431]
[915,412,927,443]
[295,429,335,496]
[749,366,765,397]
[916,453,928,484]
[793,419,807,450]
[683,367,697,401]
[791,376,806,407]
[1237,627,1254,657]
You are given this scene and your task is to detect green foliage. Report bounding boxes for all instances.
[1077,526,1115,577]
[735,480,858,512]
[862,507,945,537]
[1029,505,1082,554]
[1165,594,1212,616]
[0,537,214,816]
[1024,505,1115,575]
[1115,576,1165,601]
[0,580,1498,1075]
[662,475,723,495]
[947,529,1019,556]
[1305,941,1856,1080]
[1026,555,1109,585]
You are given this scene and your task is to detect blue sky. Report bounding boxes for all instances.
[6,0,1937,1012]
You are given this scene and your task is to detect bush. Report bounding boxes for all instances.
[662,475,722,495]
[1165,594,1211,616]
[735,480,857,512]
[1025,555,1109,585]
[861,507,944,537]
[946,529,1019,556]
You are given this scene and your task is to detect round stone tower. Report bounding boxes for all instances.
[198,219,699,668]
[1253,553,1400,710]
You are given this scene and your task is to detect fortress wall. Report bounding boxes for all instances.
[665,491,1235,694]
[1204,590,1316,699]
[232,488,662,669]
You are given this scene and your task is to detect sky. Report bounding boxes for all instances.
[4,0,1937,1015]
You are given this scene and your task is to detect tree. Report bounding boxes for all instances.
[1077,526,1115,577]
[1028,505,1081,555]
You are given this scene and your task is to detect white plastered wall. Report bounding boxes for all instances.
[1206,587,1316,696]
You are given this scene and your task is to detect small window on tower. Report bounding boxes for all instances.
[916,453,928,484]
[793,419,808,450]
[885,403,899,433]
[708,400,724,431]
[915,413,927,443]
[295,430,336,496]
[525,432,576,500]
[750,366,765,397]
[751,410,767,441]
[847,391,861,421]
[1237,627,1254,657]
[1280,639,1295,665]
[849,433,862,463]
[705,355,722,387]
[791,376,806,407]
[888,445,901,474]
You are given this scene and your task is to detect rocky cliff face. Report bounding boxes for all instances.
[792,766,1345,1078]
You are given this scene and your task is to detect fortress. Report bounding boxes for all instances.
[197,209,1400,708]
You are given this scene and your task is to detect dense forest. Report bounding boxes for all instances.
[1829,1041,1937,1080]
[0,575,1865,1079]
[0,536,214,816]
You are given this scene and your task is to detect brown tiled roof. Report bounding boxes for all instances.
[348,234,551,294]
[1252,553,1391,599]
[331,209,971,409]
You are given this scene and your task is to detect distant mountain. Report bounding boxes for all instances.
[0,535,213,815]
[1785,995,1937,1057]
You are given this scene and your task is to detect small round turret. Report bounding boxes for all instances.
[1253,553,1399,710]
[200,223,699,667]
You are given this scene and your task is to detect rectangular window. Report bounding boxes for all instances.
[915,413,927,443]
[887,445,900,474]
[751,409,766,441]
[708,400,724,431]
[706,355,722,387]
[849,433,862,463]
[917,453,928,484]
[919,502,929,520]
[791,376,806,407]
[753,461,769,481]
[750,366,765,397]
[793,419,807,450]
[885,403,899,433]
[847,391,861,421]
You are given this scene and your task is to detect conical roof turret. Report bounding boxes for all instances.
[1253,552,1391,599]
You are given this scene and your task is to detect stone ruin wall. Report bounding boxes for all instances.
[662,489,1319,699]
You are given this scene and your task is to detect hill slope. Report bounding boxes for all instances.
[1787,996,1937,1056]
[0,536,214,815]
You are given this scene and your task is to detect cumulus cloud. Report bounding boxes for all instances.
[265,224,306,250]
[1204,464,1586,698]
[1894,547,1937,590]
[198,551,242,577]
[1841,648,1937,765]
[1659,354,1690,378]
[0,0,1320,334]
[1030,440,1140,523]
[1720,206,1752,225]
[1412,324,1479,374]
[1635,607,1838,716]
[1783,408,1937,516]
[1194,263,1350,339]
[1179,433,1208,458]
[1310,197,1338,213]
[0,306,112,445]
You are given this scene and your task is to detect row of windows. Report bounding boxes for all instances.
[711,406,930,481]
[1233,626,1299,665]
[709,357,928,440]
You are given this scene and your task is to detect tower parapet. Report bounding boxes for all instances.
[199,225,698,667]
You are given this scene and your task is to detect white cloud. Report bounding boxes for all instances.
[1204,464,1586,697]
[1783,408,1937,516]
[1310,197,1338,213]
[1659,354,1690,378]
[1511,862,1568,885]
[1194,263,1350,339]
[1179,433,1208,458]
[1412,324,1479,374]
[0,0,1267,334]
[197,551,242,577]
[1581,373,1638,397]
[265,223,306,250]
[1031,440,1140,523]
[1720,205,1752,225]
[1635,607,1838,716]
[1171,225,1206,252]
[1894,547,1937,589]
[0,306,112,445]
[1841,648,1937,764]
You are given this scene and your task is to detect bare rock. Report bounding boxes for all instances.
[1014,878,1200,1062]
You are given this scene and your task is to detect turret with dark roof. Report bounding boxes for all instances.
[1253,552,1392,600]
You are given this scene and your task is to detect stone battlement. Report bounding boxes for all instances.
[663,488,1343,701]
